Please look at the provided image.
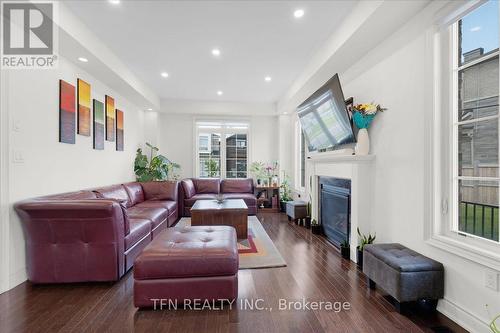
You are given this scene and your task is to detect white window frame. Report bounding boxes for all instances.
[195,120,250,179]
[426,0,500,271]
[294,119,306,193]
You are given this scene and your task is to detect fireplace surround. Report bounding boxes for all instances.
[308,153,375,262]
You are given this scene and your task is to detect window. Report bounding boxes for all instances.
[452,1,499,243]
[300,129,306,188]
[196,121,249,178]
[294,120,307,190]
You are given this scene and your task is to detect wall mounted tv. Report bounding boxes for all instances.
[297,74,356,152]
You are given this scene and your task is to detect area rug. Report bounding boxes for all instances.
[175,216,286,269]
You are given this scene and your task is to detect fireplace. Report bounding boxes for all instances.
[319,177,351,248]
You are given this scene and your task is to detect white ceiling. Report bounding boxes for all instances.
[64,1,357,103]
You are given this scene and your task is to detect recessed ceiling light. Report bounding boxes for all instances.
[109,0,120,4]
[284,112,288,114]
[294,9,305,18]
[212,48,221,57]
[78,57,88,63]
[265,76,272,82]
[217,91,223,96]
[161,72,169,78]
[147,108,153,111]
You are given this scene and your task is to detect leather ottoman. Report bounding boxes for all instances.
[134,226,239,308]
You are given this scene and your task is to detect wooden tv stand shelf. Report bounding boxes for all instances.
[255,186,279,212]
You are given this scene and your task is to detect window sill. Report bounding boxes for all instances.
[426,234,500,271]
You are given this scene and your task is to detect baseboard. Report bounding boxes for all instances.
[437,298,491,333]
[9,267,27,290]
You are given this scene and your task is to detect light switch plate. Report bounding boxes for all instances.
[12,150,24,164]
[485,270,499,291]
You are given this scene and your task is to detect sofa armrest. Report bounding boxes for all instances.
[14,199,126,283]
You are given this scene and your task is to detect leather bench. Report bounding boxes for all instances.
[134,226,239,308]
[363,243,444,313]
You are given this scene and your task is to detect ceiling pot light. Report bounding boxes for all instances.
[294,9,305,18]
[147,108,153,111]
[212,48,221,57]
[217,91,223,96]
[265,76,272,82]
[109,0,120,4]
[78,57,88,62]
[161,72,169,78]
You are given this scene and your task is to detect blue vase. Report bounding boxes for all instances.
[353,111,375,129]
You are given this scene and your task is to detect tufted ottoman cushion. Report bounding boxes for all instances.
[134,226,238,308]
[363,243,444,311]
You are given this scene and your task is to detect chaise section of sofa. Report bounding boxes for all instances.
[179,178,256,216]
[14,181,179,284]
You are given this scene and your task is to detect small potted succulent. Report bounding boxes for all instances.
[305,199,312,229]
[340,239,350,260]
[311,219,322,235]
[356,227,376,269]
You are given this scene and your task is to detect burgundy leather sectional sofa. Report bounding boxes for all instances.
[179,178,257,216]
[15,181,179,284]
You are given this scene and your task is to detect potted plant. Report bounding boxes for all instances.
[279,171,292,212]
[311,219,322,235]
[134,142,180,181]
[305,199,312,228]
[340,239,350,260]
[249,161,266,185]
[356,227,376,269]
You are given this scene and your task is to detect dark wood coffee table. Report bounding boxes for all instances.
[191,199,248,239]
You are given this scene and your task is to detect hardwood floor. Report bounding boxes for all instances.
[0,212,466,333]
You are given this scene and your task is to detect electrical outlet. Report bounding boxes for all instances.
[485,270,499,291]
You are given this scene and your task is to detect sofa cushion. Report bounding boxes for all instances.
[184,193,217,207]
[135,200,176,213]
[134,226,238,279]
[141,181,178,201]
[94,185,132,208]
[220,178,253,194]
[181,179,196,198]
[125,218,151,250]
[222,193,256,207]
[193,178,220,194]
[126,206,168,229]
[123,182,145,206]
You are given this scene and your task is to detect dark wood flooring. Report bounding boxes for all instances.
[0,212,467,333]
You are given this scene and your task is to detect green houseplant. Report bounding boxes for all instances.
[311,219,322,235]
[356,227,376,269]
[340,239,350,260]
[249,161,266,185]
[134,142,180,182]
[279,171,292,212]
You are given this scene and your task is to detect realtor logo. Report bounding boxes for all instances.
[1,1,58,69]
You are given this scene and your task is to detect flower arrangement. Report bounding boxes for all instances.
[250,161,279,186]
[352,103,386,129]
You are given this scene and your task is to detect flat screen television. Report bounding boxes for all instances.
[297,74,356,152]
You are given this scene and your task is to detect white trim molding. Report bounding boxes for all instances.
[0,70,10,294]
[438,298,492,333]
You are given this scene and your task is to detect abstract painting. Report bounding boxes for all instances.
[105,95,115,141]
[93,99,105,150]
[77,79,91,136]
[59,80,76,144]
[116,109,124,151]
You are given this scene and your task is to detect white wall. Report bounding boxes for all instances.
[158,113,278,179]
[283,2,500,331]
[3,57,148,290]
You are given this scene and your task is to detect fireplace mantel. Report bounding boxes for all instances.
[308,154,375,262]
